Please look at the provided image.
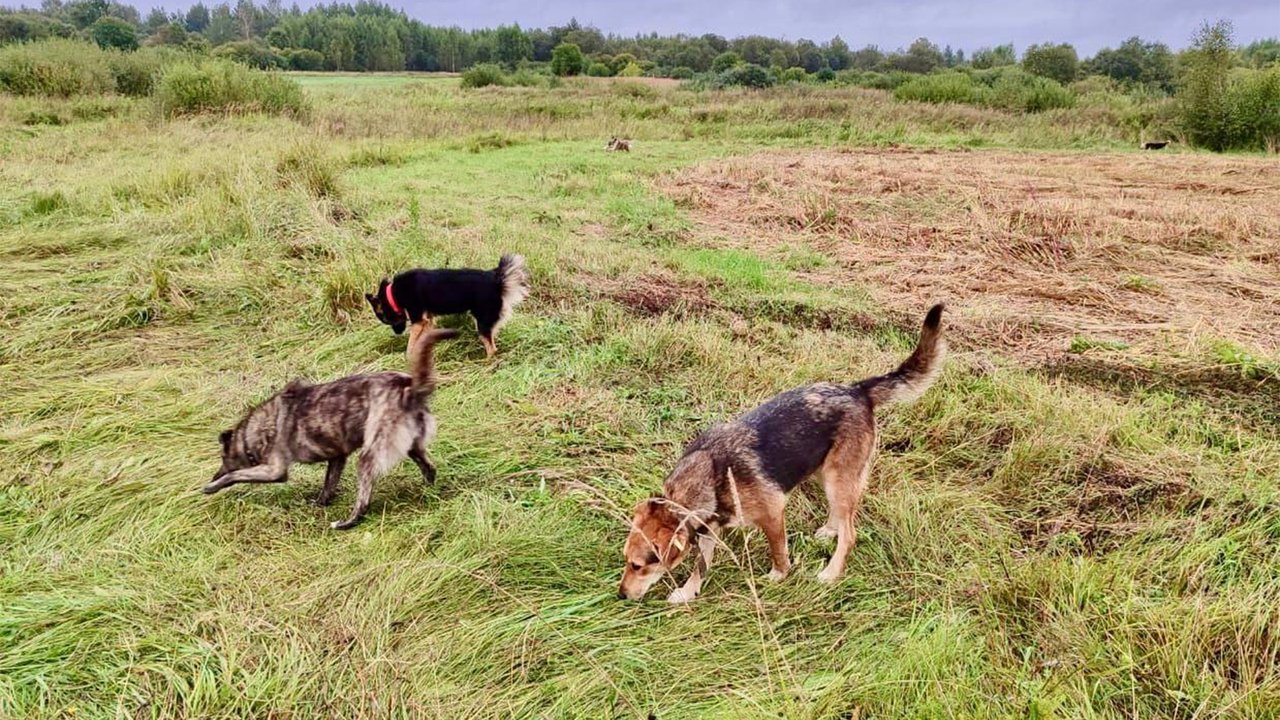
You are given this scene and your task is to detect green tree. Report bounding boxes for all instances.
[972,43,1016,69]
[494,24,531,68]
[184,2,209,32]
[1022,42,1078,84]
[89,15,137,50]
[824,35,850,70]
[1241,38,1280,68]
[550,42,585,75]
[1180,20,1237,150]
[712,50,742,72]
[67,0,109,28]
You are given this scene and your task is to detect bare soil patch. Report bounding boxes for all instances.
[659,148,1280,360]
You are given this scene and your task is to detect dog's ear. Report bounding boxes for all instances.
[219,430,232,451]
[365,292,377,307]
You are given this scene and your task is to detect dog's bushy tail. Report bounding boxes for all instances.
[495,254,530,326]
[860,304,946,408]
[410,328,459,398]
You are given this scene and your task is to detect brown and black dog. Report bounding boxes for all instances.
[205,328,458,530]
[619,304,945,602]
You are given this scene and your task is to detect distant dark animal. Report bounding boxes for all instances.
[1142,141,1169,150]
[619,305,946,603]
[606,136,631,152]
[367,254,529,358]
[204,328,458,529]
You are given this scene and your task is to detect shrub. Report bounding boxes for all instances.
[712,51,743,72]
[777,67,807,84]
[670,66,694,80]
[283,48,325,71]
[460,63,507,88]
[617,62,643,78]
[508,67,546,87]
[550,43,585,76]
[815,67,835,82]
[1227,67,1280,151]
[89,16,138,51]
[723,63,773,89]
[1022,43,1078,84]
[212,40,282,70]
[154,59,308,118]
[107,49,165,97]
[0,39,115,97]
[586,62,612,77]
[895,72,986,104]
[989,71,1074,112]
[1177,21,1277,151]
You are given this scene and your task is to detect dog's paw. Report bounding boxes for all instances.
[330,518,359,530]
[814,525,838,539]
[667,587,698,604]
[313,494,335,507]
[201,483,223,495]
[816,566,842,584]
[764,568,789,582]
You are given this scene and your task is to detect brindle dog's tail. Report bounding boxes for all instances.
[861,304,946,408]
[410,328,460,398]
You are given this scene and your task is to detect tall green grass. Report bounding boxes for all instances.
[154,58,308,118]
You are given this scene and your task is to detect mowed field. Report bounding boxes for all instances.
[2,75,1279,718]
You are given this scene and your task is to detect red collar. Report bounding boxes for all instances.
[384,283,403,316]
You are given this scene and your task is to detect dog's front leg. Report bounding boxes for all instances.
[668,533,716,604]
[203,463,287,494]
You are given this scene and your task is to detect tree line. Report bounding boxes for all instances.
[2,0,1277,82]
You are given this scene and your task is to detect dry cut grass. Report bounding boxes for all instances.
[660,148,1280,361]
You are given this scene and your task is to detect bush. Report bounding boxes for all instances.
[212,40,282,70]
[586,62,612,77]
[712,51,742,72]
[1177,21,1279,151]
[107,48,164,96]
[460,63,507,88]
[895,72,986,104]
[550,43,585,76]
[618,62,643,78]
[283,48,325,71]
[670,66,694,80]
[815,67,835,82]
[777,67,807,84]
[989,71,1074,112]
[1226,67,1280,151]
[89,16,138,51]
[723,63,773,89]
[154,59,308,118]
[508,67,545,87]
[0,39,116,97]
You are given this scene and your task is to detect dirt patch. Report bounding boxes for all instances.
[659,148,1280,361]
[591,273,719,317]
[1015,460,1205,555]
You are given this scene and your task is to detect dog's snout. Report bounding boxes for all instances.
[617,588,628,600]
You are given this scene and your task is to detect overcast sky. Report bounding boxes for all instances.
[9,0,1279,53]
[378,0,1279,53]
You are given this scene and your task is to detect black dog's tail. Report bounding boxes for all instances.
[495,254,530,325]
[410,328,460,398]
[860,304,946,408]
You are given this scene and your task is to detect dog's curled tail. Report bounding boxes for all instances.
[861,304,946,408]
[496,253,530,321]
[410,328,460,398]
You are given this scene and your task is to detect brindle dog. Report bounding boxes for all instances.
[619,304,946,602]
[204,328,458,529]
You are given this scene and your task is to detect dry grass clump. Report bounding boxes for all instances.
[661,148,1280,360]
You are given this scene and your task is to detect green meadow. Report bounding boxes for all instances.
[2,74,1278,719]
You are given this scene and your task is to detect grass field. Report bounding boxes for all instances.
[2,76,1279,719]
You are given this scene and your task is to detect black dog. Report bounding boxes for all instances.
[367,254,530,357]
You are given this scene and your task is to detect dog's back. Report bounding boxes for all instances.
[399,267,500,316]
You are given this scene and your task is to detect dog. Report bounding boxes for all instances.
[204,328,458,530]
[618,304,945,603]
[606,137,631,152]
[1141,141,1169,150]
[367,254,529,358]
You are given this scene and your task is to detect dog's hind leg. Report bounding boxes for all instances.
[816,425,875,583]
[315,456,346,506]
[331,446,400,530]
[408,443,436,484]
[755,490,792,581]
